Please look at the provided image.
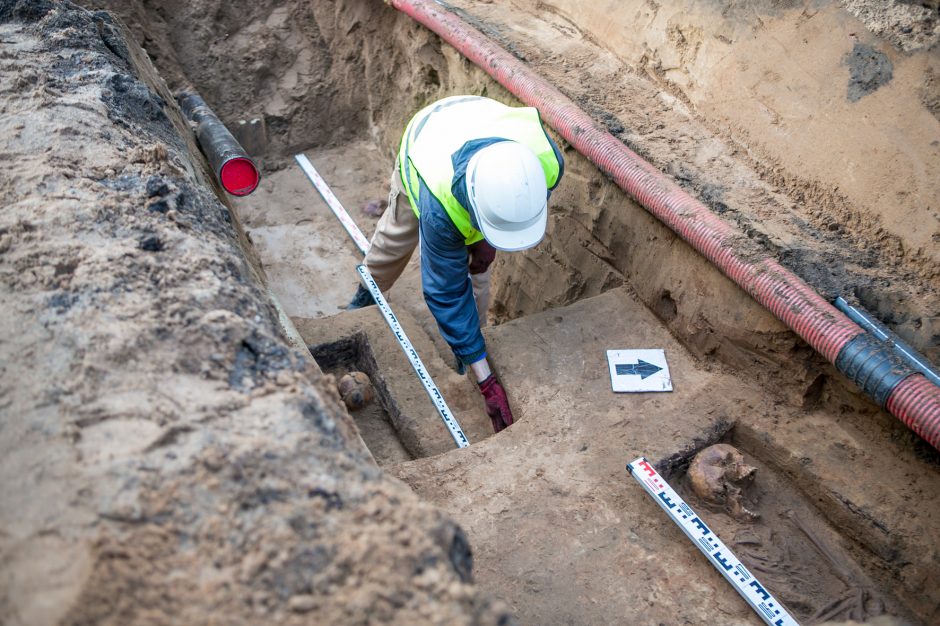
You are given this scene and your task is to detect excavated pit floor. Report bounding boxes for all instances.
[233,138,939,624]
[232,140,386,319]
[394,287,937,624]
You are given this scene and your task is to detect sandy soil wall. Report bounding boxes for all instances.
[85,0,497,160]
[527,0,940,266]
[0,2,509,624]
[82,0,361,157]
[475,0,940,356]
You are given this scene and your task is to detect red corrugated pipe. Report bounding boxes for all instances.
[387,0,940,450]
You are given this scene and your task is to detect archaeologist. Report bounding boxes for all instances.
[347,95,564,433]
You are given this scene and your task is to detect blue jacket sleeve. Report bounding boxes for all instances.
[416,131,564,366]
[417,178,487,364]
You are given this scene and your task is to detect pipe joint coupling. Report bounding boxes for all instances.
[835,333,915,407]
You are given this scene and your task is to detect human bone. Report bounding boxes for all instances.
[337,371,375,410]
[687,444,759,521]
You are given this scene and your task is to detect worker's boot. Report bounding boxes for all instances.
[346,284,376,310]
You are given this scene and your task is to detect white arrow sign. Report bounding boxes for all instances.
[606,349,672,392]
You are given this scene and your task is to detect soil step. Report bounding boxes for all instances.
[295,305,492,461]
[394,285,930,624]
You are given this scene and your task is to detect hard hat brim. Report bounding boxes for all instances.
[477,200,548,252]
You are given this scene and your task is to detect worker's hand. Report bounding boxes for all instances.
[478,374,513,432]
[468,240,496,275]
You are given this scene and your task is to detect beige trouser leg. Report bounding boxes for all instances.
[363,169,419,293]
[471,269,491,327]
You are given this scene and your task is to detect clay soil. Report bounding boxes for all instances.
[4,0,940,625]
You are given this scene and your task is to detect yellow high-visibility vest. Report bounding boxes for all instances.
[398,96,561,245]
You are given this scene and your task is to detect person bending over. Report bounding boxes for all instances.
[348,95,564,433]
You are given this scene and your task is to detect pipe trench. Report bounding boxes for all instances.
[387,0,940,450]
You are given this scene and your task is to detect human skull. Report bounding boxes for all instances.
[337,371,374,410]
[687,444,759,521]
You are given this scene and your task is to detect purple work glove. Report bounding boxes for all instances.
[468,240,496,275]
[478,374,514,433]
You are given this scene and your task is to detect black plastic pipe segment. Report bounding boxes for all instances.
[835,332,916,408]
[178,90,260,196]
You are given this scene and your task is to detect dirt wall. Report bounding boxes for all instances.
[463,0,940,358]
[83,0,507,161]
[0,2,509,624]
[524,0,940,266]
[84,0,372,157]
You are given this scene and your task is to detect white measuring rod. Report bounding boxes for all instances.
[293,152,469,448]
[357,265,469,448]
[627,457,799,626]
[295,153,371,256]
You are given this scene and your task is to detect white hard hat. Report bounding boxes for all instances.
[465,141,548,251]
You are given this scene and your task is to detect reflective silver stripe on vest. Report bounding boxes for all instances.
[401,96,486,202]
[411,95,484,142]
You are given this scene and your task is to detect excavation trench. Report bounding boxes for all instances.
[68,0,940,623]
[309,333,413,465]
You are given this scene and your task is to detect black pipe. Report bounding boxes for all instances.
[178,90,260,196]
[835,332,916,407]
[834,297,940,387]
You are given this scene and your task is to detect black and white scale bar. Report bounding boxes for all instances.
[294,153,469,449]
[357,265,469,448]
[627,457,799,626]
[295,153,372,255]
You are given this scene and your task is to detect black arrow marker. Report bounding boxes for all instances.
[615,359,663,379]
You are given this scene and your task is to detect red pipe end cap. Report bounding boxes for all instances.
[220,157,260,196]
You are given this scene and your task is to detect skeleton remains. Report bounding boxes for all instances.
[687,444,760,521]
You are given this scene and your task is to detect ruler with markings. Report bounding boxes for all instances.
[627,457,799,626]
[294,152,469,448]
[295,153,372,256]
[357,264,469,448]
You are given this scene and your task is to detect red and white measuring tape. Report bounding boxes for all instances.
[628,457,799,626]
